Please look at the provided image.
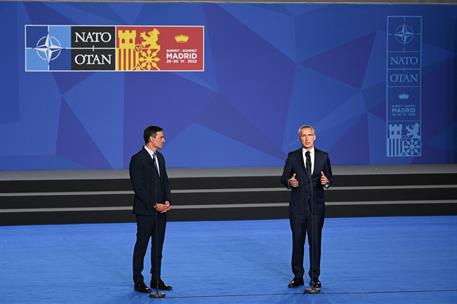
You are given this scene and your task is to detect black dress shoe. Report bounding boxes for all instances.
[310,279,321,289]
[151,280,173,291]
[134,282,151,293]
[288,278,304,288]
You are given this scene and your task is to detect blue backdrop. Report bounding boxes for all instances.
[1,2,456,170]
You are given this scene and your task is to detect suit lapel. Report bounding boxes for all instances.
[156,152,163,178]
[297,149,305,171]
[295,149,312,182]
[141,148,152,163]
[142,148,161,178]
[313,149,322,177]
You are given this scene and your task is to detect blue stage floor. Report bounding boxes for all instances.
[1,216,456,304]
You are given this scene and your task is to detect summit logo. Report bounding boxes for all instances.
[25,25,204,72]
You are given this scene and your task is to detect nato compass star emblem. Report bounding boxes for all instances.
[34,33,63,63]
[394,24,415,45]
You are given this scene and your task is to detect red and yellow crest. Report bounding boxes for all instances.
[116,26,203,71]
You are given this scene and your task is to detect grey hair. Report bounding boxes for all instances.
[297,124,315,135]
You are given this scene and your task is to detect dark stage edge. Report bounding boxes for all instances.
[0,164,456,225]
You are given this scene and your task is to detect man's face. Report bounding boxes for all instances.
[150,131,165,150]
[299,128,316,150]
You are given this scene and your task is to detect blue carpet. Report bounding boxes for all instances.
[0,216,456,303]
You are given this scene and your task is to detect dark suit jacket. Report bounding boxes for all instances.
[129,147,171,216]
[281,148,333,215]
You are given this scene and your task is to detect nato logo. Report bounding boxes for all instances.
[387,17,421,52]
[394,24,415,45]
[26,25,71,71]
[26,25,116,71]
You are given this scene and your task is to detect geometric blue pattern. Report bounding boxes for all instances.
[63,73,124,168]
[0,1,456,169]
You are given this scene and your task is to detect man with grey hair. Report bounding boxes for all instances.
[281,125,333,294]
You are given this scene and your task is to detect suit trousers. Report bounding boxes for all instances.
[133,213,167,283]
[289,211,324,280]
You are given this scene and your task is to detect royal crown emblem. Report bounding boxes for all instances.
[174,34,189,43]
[398,93,410,100]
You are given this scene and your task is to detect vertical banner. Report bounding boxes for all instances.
[386,16,422,157]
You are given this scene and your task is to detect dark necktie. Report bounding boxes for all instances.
[152,154,160,176]
[305,151,311,177]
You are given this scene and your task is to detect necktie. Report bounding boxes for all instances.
[305,151,311,177]
[152,154,160,176]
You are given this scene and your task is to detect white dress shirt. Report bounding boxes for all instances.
[144,145,160,176]
[302,147,315,175]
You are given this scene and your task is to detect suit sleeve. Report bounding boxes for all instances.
[129,156,152,209]
[162,159,172,203]
[280,154,293,189]
[323,154,334,188]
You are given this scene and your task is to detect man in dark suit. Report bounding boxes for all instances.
[129,125,172,293]
[281,125,333,293]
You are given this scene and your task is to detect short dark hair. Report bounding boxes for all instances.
[143,125,163,144]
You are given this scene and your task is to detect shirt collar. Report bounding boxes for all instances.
[144,145,157,159]
[302,147,315,155]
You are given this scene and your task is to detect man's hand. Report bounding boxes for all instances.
[289,173,299,188]
[154,201,172,213]
[320,171,329,186]
[164,201,172,212]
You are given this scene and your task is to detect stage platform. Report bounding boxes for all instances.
[0,216,456,304]
[0,164,456,225]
